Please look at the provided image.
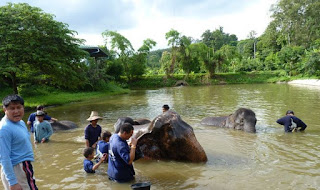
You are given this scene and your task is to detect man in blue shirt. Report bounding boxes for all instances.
[277,110,307,132]
[85,111,103,148]
[0,95,38,190]
[27,105,57,133]
[107,123,137,183]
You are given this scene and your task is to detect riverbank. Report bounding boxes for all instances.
[1,72,318,110]
[127,71,286,89]
[288,79,320,86]
[0,83,129,110]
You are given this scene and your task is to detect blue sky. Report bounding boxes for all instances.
[0,0,277,50]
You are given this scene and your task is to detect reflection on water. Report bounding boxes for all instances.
[20,84,320,190]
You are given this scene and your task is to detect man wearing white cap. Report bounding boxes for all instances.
[85,111,103,148]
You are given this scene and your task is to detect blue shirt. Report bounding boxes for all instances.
[0,116,34,186]
[277,115,307,132]
[28,112,52,132]
[34,120,53,142]
[107,134,135,182]
[84,124,101,147]
[97,140,109,155]
[83,159,95,173]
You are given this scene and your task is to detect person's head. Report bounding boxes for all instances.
[102,131,112,142]
[36,110,46,122]
[36,105,45,111]
[286,110,294,116]
[162,104,170,113]
[83,147,95,160]
[2,94,25,122]
[119,123,134,140]
[87,111,103,126]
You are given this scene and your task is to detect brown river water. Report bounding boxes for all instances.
[7,83,320,189]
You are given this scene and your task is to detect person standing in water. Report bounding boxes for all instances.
[85,111,103,148]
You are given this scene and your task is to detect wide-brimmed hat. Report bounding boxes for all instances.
[36,110,46,116]
[87,111,103,121]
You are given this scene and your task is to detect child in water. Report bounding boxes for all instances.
[83,147,107,173]
[96,131,112,162]
[34,110,53,144]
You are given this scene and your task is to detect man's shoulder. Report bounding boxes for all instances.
[43,120,51,125]
[28,112,36,119]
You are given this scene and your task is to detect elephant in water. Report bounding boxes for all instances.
[200,108,257,133]
[50,120,78,131]
[114,111,207,163]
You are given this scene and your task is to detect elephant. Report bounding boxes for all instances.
[50,120,78,131]
[200,108,257,133]
[114,111,207,163]
[114,117,151,133]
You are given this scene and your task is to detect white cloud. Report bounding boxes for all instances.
[1,0,278,50]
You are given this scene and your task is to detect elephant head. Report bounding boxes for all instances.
[135,111,207,163]
[225,108,257,133]
[201,108,257,133]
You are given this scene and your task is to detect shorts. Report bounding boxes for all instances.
[1,161,38,190]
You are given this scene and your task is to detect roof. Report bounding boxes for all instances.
[80,45,108,58]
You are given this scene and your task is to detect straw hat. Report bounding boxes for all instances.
[87,111,103,121]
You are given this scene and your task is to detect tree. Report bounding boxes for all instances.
[201,27,238,51]
[165,29,180,76]
[0,3,87,94]
[248,30,257,59]
[271,0,320,48]
[178,35,195,75]
[102,30,134,80]
[160,51,172,77]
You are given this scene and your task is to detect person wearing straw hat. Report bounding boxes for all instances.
[85,111,103,148]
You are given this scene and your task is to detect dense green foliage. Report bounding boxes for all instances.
[144,0,320,79]
[0,3,88,94]
[1,0,319,104]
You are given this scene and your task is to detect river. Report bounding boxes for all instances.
[21,83,320,190]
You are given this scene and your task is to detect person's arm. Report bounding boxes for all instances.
[44,115,58,122]
[277,116,291,132]
[84,126,90,147]
[128,137,137,165]
[92,154,107,171]
[85,140,90,148]
[9,183,23,190]
[0,129,19,187]
[27,113,34,131]
[294,117,307,131]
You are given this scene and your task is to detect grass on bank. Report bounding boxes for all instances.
[127,71,296,89]
[1,71,318,109]
[0,82,129,110]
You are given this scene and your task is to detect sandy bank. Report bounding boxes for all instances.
[288,79,320,86]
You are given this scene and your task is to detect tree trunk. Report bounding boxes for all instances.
[10,72,18,94]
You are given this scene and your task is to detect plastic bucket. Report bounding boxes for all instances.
[130,182,151,190]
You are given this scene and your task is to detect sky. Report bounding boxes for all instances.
[1,0,278,50]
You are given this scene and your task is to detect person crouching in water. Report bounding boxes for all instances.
[34,110,53,144]
[276,110,307,132]
[83,147,107,173]
[96,131,112,162]
[162,104,170,113]
[107,123,137,183]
